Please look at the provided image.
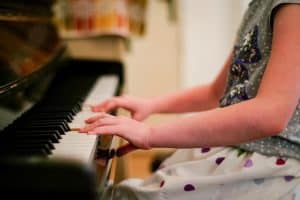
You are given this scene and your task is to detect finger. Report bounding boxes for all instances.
[93,97,135,113]
[91,102,110,112]
[102,101,119,112]
[132,112,146,121]
[85,113,110,124]
[116,143,139,157]
[91,98,118,112]
[87,125,118,135]
[84,114,104,124]
[81,115,116,132]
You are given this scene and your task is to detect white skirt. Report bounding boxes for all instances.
[105,147,300,200]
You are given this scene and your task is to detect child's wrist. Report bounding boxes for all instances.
[149,97,164,114]
[146,125,157,149]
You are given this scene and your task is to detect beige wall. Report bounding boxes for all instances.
[179,0,245,88]
[123,0,180,125]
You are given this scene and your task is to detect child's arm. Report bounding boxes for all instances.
[82,4,300,154]
[91,53,233,117]
[149,4,300,148]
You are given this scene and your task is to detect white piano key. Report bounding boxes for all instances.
[51,132,98,162]
[83,75,119,106]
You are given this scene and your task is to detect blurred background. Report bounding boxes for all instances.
[53,0,251,180]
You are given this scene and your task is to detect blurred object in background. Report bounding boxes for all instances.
[161,0,178,22]
[93,0,129,37]
[128,0,147,36]
[53,0,148,39]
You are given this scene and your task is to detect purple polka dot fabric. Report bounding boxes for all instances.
[184,184,195,191]
[201,147,210,153]
[215,157,225,165]
[244,159,253,168]
[284,176,295,182]
[113,147,300,199]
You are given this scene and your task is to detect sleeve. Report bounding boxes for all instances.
[269,0,300,29]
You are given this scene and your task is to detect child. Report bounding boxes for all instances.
[81,0,300,199]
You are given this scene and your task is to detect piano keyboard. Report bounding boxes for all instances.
[0,70,119,164]
[51,75,119,163]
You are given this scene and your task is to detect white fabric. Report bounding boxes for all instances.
[104,147,300,200]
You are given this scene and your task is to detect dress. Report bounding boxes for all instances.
[105,0,300,199]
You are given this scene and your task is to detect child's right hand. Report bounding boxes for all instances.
[91,95,155,121]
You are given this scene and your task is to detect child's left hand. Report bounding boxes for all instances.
[80,113,152,156]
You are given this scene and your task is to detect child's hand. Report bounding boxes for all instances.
[80,113,152,156]
[90,95,154,121]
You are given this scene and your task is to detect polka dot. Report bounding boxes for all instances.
[201,147,210,153]
[276,158,286,166]
[215,157,225,165]
[160,180,165,188]
[254,178,265,185]
[184,184,195,191]
[284,176,295,182]
[244,159,253,168]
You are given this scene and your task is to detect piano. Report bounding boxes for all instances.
[0,0,124,198]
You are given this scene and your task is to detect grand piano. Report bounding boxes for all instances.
[0,0,124,198]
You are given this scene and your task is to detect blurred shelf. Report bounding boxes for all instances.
[64,35,127,61]
[59,30,129,40]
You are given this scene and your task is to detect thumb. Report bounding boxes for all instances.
[116,143,139,157]
[132,112,146,121]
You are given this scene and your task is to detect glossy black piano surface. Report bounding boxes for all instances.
[0,0,124,198]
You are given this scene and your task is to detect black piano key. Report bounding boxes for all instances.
[14,130,62,139]
[0,66,106,158]
[0,142,52,155]
[2,133,59,143]
[0,137,53,147]
[30,107,78,115]
[12,139,54,149]
[27,104,80,115]
[35,105,81,114]
[4,125,65,137]
[22,112,74,120]
[19,114,73,123]
[13,148,48,157]
[3,130,62,140]
[15,144,52,154]
[13,121,70,132]
[13,119,70,131]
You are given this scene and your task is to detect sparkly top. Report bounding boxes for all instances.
[219,0,300,160]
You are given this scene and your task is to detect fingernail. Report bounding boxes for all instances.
[79,128,86,133]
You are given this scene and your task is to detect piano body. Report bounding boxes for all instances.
[0,0,124,198]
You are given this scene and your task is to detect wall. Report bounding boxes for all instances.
[179,0,246,88]
[123,0,180,124]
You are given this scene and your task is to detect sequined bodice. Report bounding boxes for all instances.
[219,0,300,160]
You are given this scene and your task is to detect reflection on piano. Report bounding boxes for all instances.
[0,1,124,199]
